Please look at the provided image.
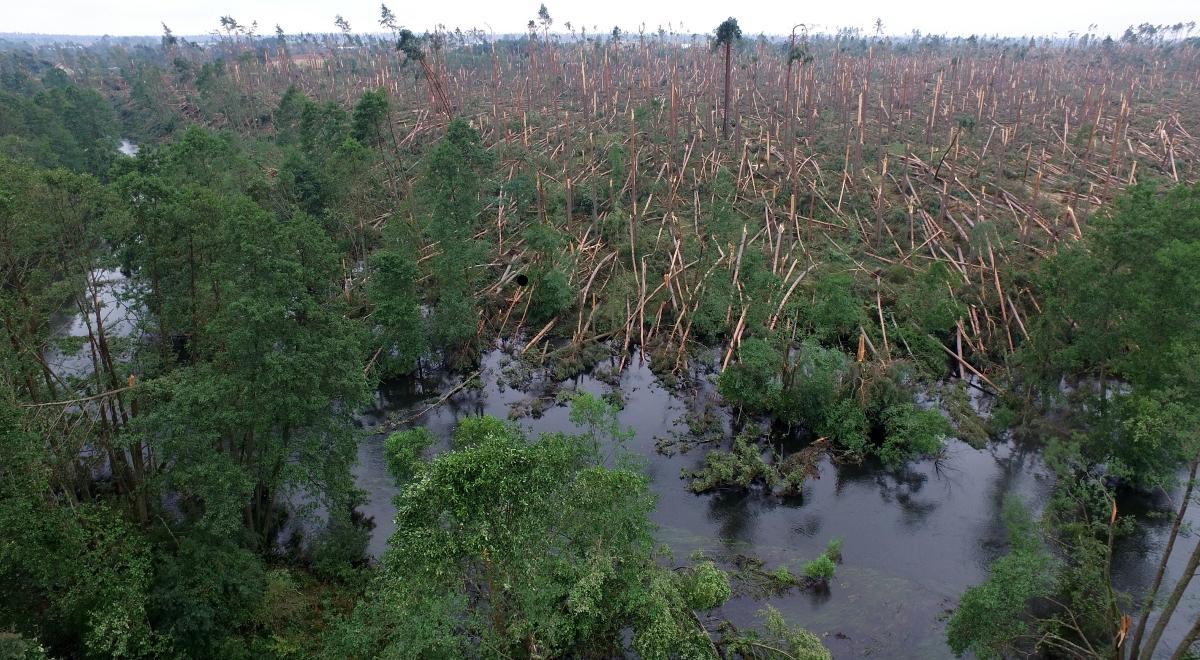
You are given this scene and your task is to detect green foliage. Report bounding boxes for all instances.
[0,401,163,659]
[368,249,427,377]
[718,338,782,413]
[0,68,117,174]
[879,403,952,465]
[802,554,836,582]
[350,88,390,148]
[0,632,48,659]
[716,335,946,464]
[723,606,832,660]
[775,340,850,428]
[124,185,370,541]
[329,415,727,658]
[797,272,864,344]
[420,118,492,248]
[946,498,1057,659]
[892,263,967,376]
[688,435,773,493]
[529,267,574,325]
[1023,183,1200,486]
[686,430,818,497]
[818,397,872,455]
[419,118,496,363]
[450,415,517,450]
[632,571,722,660]
[309,508,372,584]
[689,271,735,342]
[824,537,844,562]
[770,566,796,586]
[384,427,436,482]
[148,537,266,656]
[713,18,743,48]
[568,391,634,452]
[682,562,733,610]
[429,287,478,364]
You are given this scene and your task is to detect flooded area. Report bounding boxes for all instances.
[351,348,1200,658]
[43,286,1198,658]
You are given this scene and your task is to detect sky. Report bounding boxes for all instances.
[5,0,1197,38]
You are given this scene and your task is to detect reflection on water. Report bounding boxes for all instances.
[46,279,1195,658]
[353,347,1200,658]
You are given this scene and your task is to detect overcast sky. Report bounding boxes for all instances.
[6,0,1197,38]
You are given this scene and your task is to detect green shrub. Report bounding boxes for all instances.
[879,403,952,465]
[717,338,782,413]
[946,498,1056,659]
[824,537,844,562]
[682,561,732,610]
[803,554,836,582]
[384,428,436,482]
[687,436,770,493]
[771,566,797,586]
[529,268,574,324]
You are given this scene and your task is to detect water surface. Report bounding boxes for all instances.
[352,348,1200,658]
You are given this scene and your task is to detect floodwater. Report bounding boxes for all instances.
[45,269,138,379]
[352,347,1200,659]
[44,279,1198,658]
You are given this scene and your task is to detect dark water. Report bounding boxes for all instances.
[45,285,1197,658]
[352,348,1200,659]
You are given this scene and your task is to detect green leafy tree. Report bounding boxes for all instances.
[1023,183,1200,486]
[718,338,782,413]
[326,401,734,658]
[0,400,163,658]
[367,249,427,377]
[946,497,1057,659]
[419,118,495,365]
[351,87,390,150]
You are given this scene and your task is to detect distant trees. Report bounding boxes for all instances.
[396,29,453,116]
[0,69,117,173]
[713,17,742,140]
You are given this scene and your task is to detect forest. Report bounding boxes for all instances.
[1,7,1199,659]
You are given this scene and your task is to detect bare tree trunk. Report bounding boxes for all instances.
[1140,533,1200,660]
[1130,458,1198,658]
[1168,615,1200,660]
[723,41,732,140]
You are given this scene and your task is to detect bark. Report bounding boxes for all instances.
[723,41,732,140]
[1129,458,1198,657]
[1167,614,1200,660]
[1139,533,1200,660]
